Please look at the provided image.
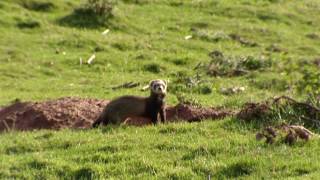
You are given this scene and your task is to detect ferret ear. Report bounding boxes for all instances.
[162,79,168,86]
[149,80,155,86]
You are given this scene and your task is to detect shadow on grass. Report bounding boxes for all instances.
[16,19,40,29]
[222,117,278,133]
[34,132,54,140]
[216,161,256,178]
[158,126,191,134]
[5,144,35,155]
[28,159,48,170]
[181,146,221,160]
[143,63,164,74]
[57,8,113,29]
[73,167,95,179]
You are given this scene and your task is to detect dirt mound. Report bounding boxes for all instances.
[125,104,233,126]
[0,97,233,131]
[167,104,232,122]
[236,96,320,127]
[0,97,109,131]
[237,102,271,121]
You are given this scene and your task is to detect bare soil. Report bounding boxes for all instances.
[0,97,233,131]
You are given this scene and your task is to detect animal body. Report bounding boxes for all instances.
[92,79,167,127]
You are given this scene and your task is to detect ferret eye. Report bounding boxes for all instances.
[152,85,158,90]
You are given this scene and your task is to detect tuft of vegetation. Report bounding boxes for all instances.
[169,72,213,95]
[250,74,290,91]
[121,0,150,5]
[21,1,55,12]
[298,67,320,96]
[16,19,41,29]
[192,29,230,42]
[58,0,116,28]
[86,0,115,17]
[237,96,320,130]
[176,93,202,107]
[143,63,163,73]
[166,57,192,66]
[204,51,272,77]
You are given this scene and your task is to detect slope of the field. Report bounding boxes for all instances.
[0,0,319,107]
[0,0,320,179]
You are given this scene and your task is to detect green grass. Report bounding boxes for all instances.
[0,0,320,178]
[1,0,319,106]
[1,120,320,179]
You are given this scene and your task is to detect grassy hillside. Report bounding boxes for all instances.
[0,0,320,179]
[1,0,319,106]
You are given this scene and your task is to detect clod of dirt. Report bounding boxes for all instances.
[265,136,275,144]
[314,58,320,68]
[281,124,313,141]
[0,97,233,131]
[255,132,264,141]
[264,126,277,137]
[284,130,296,145]
[256,126,278,144]
[281,124,314,145]
[256,124,314,145]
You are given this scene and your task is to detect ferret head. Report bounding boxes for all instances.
[150,79,167,95]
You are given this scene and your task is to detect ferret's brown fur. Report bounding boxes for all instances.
[92,80,166,127]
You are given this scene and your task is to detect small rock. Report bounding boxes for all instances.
[185,35,192,40]
[87,54,96,65]
[102,29,110,35]
[220,86,246,95]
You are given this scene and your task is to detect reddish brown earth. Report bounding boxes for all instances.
[0,97,233,131]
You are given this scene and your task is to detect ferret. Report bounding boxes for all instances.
[92,79,167,127]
